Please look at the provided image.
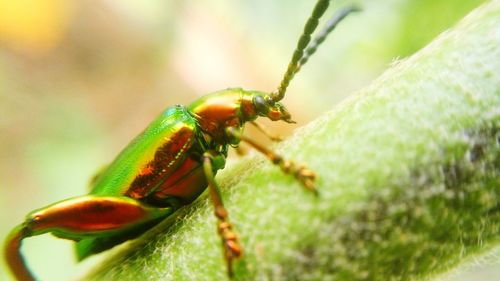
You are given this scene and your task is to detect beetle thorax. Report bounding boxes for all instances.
[187,88,257,143]
[188,88,293,144]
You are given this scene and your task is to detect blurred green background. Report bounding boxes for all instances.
[1,0,497,280]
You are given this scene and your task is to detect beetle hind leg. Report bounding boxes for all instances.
[5,223,36,281]
[4,195,173,281]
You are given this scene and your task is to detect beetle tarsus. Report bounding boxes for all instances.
[280,160,318,195]
[217,216,242,278]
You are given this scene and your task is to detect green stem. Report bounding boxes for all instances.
[85,1,500,280]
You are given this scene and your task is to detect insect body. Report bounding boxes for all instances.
[4,1,358,280]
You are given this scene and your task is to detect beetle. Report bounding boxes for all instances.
[4,0,358,280]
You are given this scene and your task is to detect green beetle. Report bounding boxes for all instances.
[4,1,358,280]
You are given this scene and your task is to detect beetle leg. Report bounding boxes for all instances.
[5,195,173,281]
[4,224,34,281]
[250,121,283,142]
[234,120,282,156]
[227,127,317,195]
[233,145,248,156]
[203,151,242,277]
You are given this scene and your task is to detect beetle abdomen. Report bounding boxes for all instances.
[149,156,207,205]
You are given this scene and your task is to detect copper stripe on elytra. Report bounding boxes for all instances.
[126,127,194,199]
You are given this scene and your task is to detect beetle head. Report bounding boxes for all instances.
[253,95,295,123]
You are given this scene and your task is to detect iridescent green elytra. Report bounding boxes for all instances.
[4,1,358,280]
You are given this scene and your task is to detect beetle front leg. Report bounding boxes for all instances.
[5,195,173,281]
[227,127,317,194]
[234,122,282,156]
[202,151,242,278]
[250,121,283,142]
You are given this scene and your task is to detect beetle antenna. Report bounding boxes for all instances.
[296,6,360,75]
[270,1,360,102]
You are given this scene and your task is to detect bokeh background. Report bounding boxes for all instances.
[1,0,497,280]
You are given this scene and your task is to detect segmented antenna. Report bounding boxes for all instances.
[270,1,360,102]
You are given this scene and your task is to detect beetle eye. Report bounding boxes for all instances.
[254,96,269,115]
